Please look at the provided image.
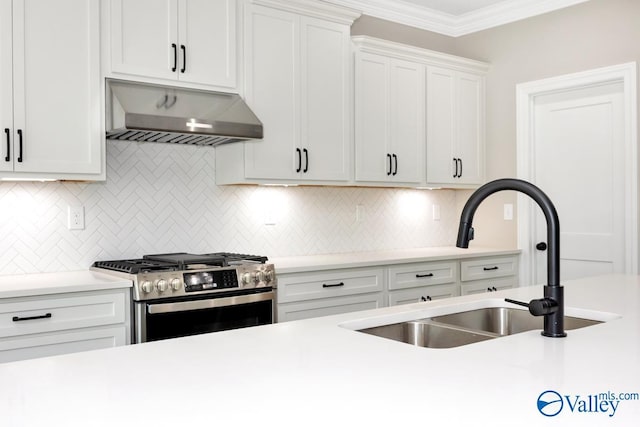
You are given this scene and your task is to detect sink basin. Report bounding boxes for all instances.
[354,306,605,349]
[358,320,495,349]
[431,307,602,336]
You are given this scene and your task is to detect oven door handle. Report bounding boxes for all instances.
[146,291,275,314]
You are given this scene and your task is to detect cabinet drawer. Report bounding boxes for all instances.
[0,326,127,363]
[0,290,127,338]
[460,256,518,282]
[277,268,384,303]
[277,293,384,322]
[460,277,517,295]
[388,284,459,306]
[388,261,457,290]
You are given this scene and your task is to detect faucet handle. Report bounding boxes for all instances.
[504,297,559,317]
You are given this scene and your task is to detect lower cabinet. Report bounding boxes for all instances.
[459,256,519,296]
[275,254,519,322]
[0,288,130,363]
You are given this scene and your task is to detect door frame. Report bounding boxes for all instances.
[516,62,638,285]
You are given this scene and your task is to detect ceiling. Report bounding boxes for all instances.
[325,0,591,36]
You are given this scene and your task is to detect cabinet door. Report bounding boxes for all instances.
[243,5,299,180]
[177,0,236,88]
[456,71,484,185]
[388,284,458,306]
[426,65,455,185]
[277,293,383,322]
[110,0,178,80]
[390,59,424,184]
[12,0,102,174]
[354,51,389,182]
[300,16,350,181]
[0,0,12,172]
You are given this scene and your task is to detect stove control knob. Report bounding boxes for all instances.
[242,272,256,285]
[141,280,154,294]
[255,271,265,283]
[170,278,181,291]
[156,279,168,292]
[266,270,275,283]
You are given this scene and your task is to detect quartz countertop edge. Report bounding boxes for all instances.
[0,274,638,426]
[0,270,132,298]
[270,246,520,273]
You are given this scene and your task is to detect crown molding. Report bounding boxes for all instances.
[324,0,591,36]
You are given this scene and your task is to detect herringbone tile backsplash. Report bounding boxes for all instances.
[0,140,457,275]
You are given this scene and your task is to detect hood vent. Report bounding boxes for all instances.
[105,79,263,146]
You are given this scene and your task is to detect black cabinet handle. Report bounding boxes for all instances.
[392,154,398,176]
[180,44,186,73]
[387,153,392,176]
[303,148,308,173]
[492,286,497,291]
[296,148,302,172]
[416,273,434,278]
[17,129,23,162]
[536,242,548,251]
[4,128,9,162]
[420,296,432,302]
[322,282,345,288]
[453,157,458,178]
[13,313,52,322]
[171,43,178,72]
[487,287,493,292]
[483,266,499,271]
[458,158,463,177]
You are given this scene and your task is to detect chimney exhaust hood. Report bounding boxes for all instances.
[105,79,263,146]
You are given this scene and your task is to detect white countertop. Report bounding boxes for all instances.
[271,246,520,273]
[1,274,638,426]
[0,270,132,298]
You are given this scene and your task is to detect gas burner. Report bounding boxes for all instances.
[91,259,178,274]
[143,253,228,269]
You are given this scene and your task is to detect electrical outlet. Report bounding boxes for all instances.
[504,204,514,221]
[68,206,85,230]
[432,204,441,221]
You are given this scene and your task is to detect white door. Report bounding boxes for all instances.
[0,0,13,172]
[518,64,638,286]
[426,66,455,184]
[531,82,625,283]
[456,71,484,185]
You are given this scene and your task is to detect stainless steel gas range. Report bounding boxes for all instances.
[91,252,277,343]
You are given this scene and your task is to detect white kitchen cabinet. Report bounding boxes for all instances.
[0,0,104,180]
[426,66,485,187]
[215,0,359,185]
[276,266,384,321]
[387,260,459,306]
[459,255,519,295]
[107,0,237,89]
[0,288,130,363]
[354,51,424,185]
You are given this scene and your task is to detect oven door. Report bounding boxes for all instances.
[134,288,275,343]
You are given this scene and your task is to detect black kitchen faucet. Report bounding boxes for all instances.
[456,178,566,337]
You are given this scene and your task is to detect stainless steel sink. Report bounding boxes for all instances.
[358,320,495,349]
[431,307,602,336]
[356,307,603,349]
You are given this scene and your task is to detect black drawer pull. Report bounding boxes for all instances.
[416,273,434,278]
[17,129,23,162]
[322,282,345,288]
[483,266,499,271]
[12,313,52,322]
[420,296,432,302]
[180,44,186,73]
[171,43,177,72]
[4,128,9,161]
[486,286,498,292]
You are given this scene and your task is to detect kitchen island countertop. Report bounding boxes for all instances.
[1,274,638,426]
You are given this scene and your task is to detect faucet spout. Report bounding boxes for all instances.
[456,178,566,337]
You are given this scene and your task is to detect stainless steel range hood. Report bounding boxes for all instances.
[105,79,263,146]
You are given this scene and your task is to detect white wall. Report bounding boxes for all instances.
[0,140,457,275]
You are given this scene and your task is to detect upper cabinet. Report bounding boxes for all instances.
[353,36,488,189]
[0,0,104,180]
[426,66,485,187]
[215,0,359,185]
[354,49,425,186]
[106,0,237,90]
